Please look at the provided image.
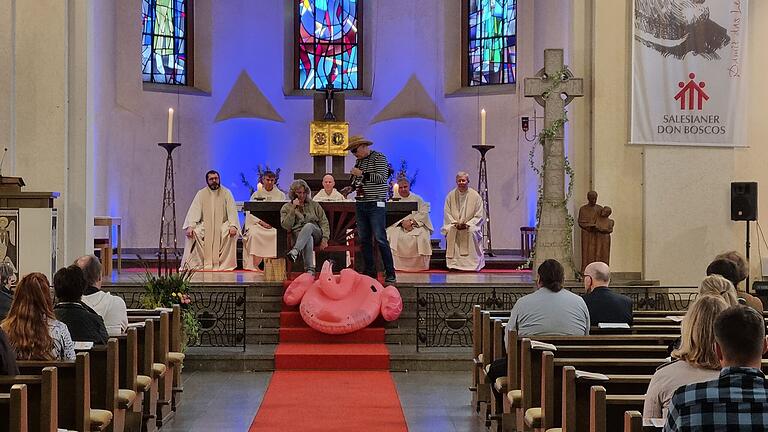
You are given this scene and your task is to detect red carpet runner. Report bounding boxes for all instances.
[249,302,408,431]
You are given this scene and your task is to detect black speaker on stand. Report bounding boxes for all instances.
[731,182,758,290]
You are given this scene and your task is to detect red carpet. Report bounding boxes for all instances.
[250,304,408,431]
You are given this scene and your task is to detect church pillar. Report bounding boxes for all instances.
[6,0,94,268]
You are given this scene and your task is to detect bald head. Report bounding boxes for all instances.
[584,261,610,292]
[75,254,102,288]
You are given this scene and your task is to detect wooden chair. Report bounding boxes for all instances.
[0,367,57,432]
[94,238,112,276]
[0,384,28,432]
[520,227,536,258]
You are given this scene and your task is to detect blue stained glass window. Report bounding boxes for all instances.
[468,0,517,86]
[142,0,188,85]
[296,0,359,90]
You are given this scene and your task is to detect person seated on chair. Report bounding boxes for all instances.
[53,265,108,345]
[581,261,633,326]
[0,327,18,375]
[180,170,241,271]
[0,262,16,321]
[386,177,433,271]
[441,171,485,271]
[280,179,330,275]
[75,254,128,336]
[707,253,763,311]
[243,171,287,271]
[313,174,346,202]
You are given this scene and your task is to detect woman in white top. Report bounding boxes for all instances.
[643,295,727,420]
[0,272,75,360]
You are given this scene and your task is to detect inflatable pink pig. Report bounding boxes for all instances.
[283,261,403,334]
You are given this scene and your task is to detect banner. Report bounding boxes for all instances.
[631,0,748,147]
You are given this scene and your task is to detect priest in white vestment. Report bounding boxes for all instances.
[386,178,433,271]
[181,170,241,270]
[441,171,485,271]
[313,174,346,202]
[242,171,286,270]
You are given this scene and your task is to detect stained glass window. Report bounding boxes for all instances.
[142,0,189,85]
[296,0,360,90]
[467,0,517,86]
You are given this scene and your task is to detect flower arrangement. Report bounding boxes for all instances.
[240,164,282,196]
[140,267,200,351]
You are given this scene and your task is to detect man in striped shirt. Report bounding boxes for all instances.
[345,136,397,284]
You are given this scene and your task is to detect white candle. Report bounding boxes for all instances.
[167,108,174,143]
[257,182,263,192]
[393,183,399,196]
[480,108,486,145]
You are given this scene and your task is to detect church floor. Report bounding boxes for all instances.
[161,370,486,432]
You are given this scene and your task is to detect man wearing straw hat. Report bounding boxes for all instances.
[345,136,397,284]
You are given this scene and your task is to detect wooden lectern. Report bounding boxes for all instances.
[0,176,59,278]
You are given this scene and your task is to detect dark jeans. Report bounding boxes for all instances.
[356,201,395,279]
[487,356,507,396]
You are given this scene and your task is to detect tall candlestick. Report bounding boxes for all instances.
[393,183,399,196]
[167,108,174,143]
[257,182,263,192]
[480,108,487,145]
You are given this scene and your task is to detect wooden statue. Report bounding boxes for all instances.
[595,206,614,265]
[578,191,602,272]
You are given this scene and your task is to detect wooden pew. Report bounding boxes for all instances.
[623,411,642,432]
[114,327,143,432]
[18,353,112,432]
[0,384,28,432]
[129,313,174,427]
[0,368,57,432]
[134,319,159,432]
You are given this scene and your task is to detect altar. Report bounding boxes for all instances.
[243,200,417,266]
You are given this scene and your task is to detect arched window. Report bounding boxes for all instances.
[295,0,360,90]
[465,0,517,86]
[142,0,190,85]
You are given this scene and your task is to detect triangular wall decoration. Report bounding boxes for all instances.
[214,70,284,123]
[370,74,444,124]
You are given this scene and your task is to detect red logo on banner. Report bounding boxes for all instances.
[675,73,709,110]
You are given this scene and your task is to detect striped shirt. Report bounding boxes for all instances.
[664,367,768,431]
[353,150,391,201]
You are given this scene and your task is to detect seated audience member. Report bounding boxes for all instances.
[0,262,15,320]
[708,253,763,310]
[53,265,108,344]
[76,255,128,336]
[698,274,739,306]
[665,305,768,431]
[581,261,633,326]
[313,174,346,202]
[1,273,75,360]
[643,296,727,420]
[0,327,18,375]
[487,259,590,388]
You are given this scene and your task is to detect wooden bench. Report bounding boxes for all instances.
[0,368,57,432]
[0,384,28,432]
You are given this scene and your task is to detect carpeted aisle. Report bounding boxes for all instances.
[249,304,408,431]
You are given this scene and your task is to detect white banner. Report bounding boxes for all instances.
[631,0,748,147]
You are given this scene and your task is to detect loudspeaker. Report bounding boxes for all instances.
[731,182,758,221]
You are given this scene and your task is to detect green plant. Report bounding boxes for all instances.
[139,268,200,352]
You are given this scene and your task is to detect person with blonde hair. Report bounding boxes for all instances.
[0,273,74,360]
[698,274,739,306]
[643,295,728,420]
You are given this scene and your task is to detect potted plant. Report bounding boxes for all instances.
[140,268,200,352]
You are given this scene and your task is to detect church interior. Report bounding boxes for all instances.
[2,0,768,431]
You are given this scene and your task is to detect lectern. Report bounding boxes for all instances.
[0,176,59,279]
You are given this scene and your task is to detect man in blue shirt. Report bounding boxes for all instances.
[665,305,768,431]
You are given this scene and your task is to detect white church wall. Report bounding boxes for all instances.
[92,0,572,251]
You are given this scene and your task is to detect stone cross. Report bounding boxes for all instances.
[524,49,584,278]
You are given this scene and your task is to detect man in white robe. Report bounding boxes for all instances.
[181,170,241,270]
[313,174,346,202]
[386,178,433,271]
[441,171,485,271]
[242,171,286,270]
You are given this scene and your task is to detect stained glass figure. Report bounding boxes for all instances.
[297,0,359,90]
[142,0,188,85]
[468,0,517,86]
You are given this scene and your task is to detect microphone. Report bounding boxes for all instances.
[0,148,8,177]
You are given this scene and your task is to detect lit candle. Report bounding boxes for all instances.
[393,183,399,196]
[480,108,486,145]
[257,182,263,192]
[167,108,174,143]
